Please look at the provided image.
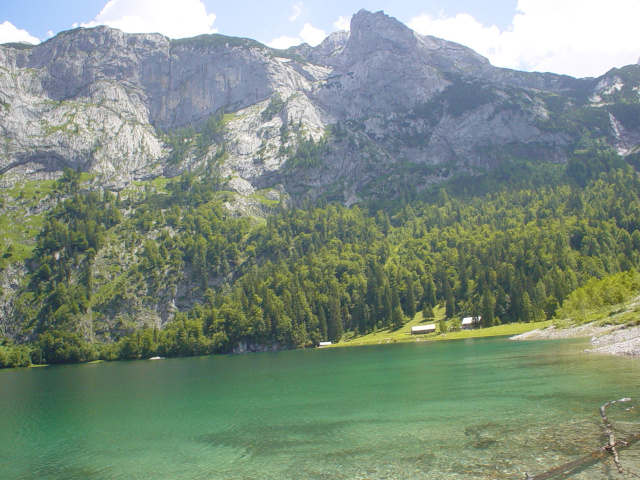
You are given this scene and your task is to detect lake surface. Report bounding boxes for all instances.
[1,337,639,479]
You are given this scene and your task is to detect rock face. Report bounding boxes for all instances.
[312,10,490,118]
[0,9,639,200]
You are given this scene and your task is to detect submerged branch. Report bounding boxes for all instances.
[600,398,631,473]
[525,398,638,480]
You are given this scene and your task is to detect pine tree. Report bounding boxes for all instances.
[481,291,495,327]
[457,254,469,300]
[380,282,392,327]
[391,306,405,329]
[444,278,455,319]
[404,277,416,319]
[424,277,437,308]
[534,280,547,320]
[423,303,434,320]
[353,293,367,334]
[521,292,534,323]
[317,306,328,340]
[438,318,448,334]
[327,296,343,342]
[445,298,455,319]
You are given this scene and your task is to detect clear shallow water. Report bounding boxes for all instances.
[1,337,639,480]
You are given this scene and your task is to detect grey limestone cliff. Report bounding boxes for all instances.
[0,9,638,201]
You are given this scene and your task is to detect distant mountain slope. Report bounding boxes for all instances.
[4,10,640,367]
[0,9,638,202]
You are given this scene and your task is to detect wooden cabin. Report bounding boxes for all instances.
[461,316,481,330]
[411,324,436,334]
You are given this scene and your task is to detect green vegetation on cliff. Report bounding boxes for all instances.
[3,142,640,366]
[555,269,640,327]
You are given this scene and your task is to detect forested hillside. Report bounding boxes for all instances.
[2,10,640,367]
[2,139,640,366]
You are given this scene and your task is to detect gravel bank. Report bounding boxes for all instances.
[511,323,640,357]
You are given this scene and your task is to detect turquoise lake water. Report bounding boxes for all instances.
[1,337,639,479]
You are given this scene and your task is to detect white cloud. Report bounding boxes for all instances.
[82,0,217,39]
[268,35,301,50]
[267,23,326,49]
[0,21,39,44]
[289,2,305,22]
[299,23,326,46]
[333,16,350,32]
[408,0,640,78]
[409,13,501,56]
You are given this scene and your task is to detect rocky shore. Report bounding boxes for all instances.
[511,323,640,357]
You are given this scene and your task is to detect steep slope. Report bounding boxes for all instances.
[310,9,492,117]
[2,10,640,366]
[0,26,325,189]
[5,159,640,364]
[271,11,639,202]
[0,9,638,203]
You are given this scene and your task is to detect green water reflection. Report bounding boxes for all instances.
[1,337,638,479]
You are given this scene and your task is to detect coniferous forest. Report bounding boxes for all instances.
[2,139,640,367]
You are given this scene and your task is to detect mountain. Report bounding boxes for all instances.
[1,9,638,203]
[2,10,640,366]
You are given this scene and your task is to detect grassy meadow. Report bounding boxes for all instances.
[331,306,552,348]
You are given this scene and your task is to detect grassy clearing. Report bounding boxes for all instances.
[133,177,171,191]
[553,271,640,329]
[554,297,640,329]
[332,305,551,348]
[0,175,97,262]
[0,179,57,261]
[431,321,552,341]
[249,190,281,207]
[2,179,56,199]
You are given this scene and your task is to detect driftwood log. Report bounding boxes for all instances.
[600,398,631,473]
[525,398,639,480]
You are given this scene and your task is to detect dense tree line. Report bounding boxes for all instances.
[5,144,640,366]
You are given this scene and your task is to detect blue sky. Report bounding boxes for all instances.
[1,0,639,78]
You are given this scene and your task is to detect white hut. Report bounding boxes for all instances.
[461,316,481,330]
[411,324,436,334]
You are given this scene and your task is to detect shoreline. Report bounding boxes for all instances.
[511,322,640,357]
[332,320,552,348]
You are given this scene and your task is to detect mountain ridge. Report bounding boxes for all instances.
[0,9,638,202]
[1,11,640,363]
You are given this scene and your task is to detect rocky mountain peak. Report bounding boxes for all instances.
[305,31,349,66]
[32,25,166,64]
[310,10,493,118]
[348,9,418,54]
[0,9,638,201]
